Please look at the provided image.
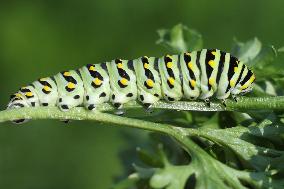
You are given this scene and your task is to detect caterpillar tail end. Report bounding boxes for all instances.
[7,94,30,124]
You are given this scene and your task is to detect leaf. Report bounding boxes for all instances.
[112,173,139,189]
[200,113,220,129]
[231,37,284,81]
[278,46,284,52]
[156,23,203,53]
[150,164,193,189]
[231,37,262,63]
[253,81,278,97]
[197,118,284,171]
[136,147,163,167]
[115,136,284,189]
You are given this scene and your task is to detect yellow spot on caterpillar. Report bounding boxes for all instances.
[144,63,149,69]
[190,80,196,88]
[89,66,95,71]
[230,80,236,87]
[117,63,123,69]
[39,78,47,81]
[168,77,175,86]
[25,92,33,97]
[185,52,191,56]
[63,72,71,77]
[166,55,172,59]
[211,51,217,56]
[166,62,173,68]
[234,67,238,72]
[188,62,193,70]
[240,84,248,90]
[208,60,216,68]
[16,93,22,98]
[146,79,154,88]
[209,78,215,86]
[43,85,51,92]
[93,78,102,86]
[249,75,255,83]
[67,82,76,89]
[120,78,128,86]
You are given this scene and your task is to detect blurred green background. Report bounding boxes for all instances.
[0,0,283,188]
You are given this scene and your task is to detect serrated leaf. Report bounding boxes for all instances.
[198,118,284,170]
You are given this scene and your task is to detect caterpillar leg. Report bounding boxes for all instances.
[113,103,122,109]
[204,98,211,107]
[143,103,152,109]
[232,95,238,102]
[142,103,154,114]
[61,119,70,124]
[113,103,125,115]
[221,99,227,107]
[137,92,158,113]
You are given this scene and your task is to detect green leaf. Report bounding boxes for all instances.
[136,147,163,167]
[278,46,284,52]
[231,37,284,82]
[118,136,284,189]
[157,23,203,53]
[197,118,284,171]
[231,37,262,63]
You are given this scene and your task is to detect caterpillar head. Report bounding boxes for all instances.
[7,93,30,124]
[231,84,253,96]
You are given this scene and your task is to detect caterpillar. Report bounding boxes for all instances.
[7,49,255,124]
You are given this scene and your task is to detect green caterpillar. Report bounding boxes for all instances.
[7,49,255,123]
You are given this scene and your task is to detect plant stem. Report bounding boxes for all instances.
[1,96,284,124]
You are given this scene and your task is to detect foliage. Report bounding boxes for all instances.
[113,24,284,189]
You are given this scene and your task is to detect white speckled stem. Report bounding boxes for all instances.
[1,96,284,124]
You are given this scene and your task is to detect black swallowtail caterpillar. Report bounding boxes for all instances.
[7,49,255,124]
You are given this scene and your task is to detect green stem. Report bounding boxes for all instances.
[1,96,284,124]
[0,106,176,132]
[0,105,205,155]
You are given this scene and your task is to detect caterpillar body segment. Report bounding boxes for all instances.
[180,51,201,100]
[79,63,110,111]
[32,77,58,107]
[159,55,183,102]
[7,49,255,124]
[133,56,161,107]
[215,51,232,100]
[107,59,138,109]
[7,93,30,124]
[18,85,40,108]
[54,70,84,111]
